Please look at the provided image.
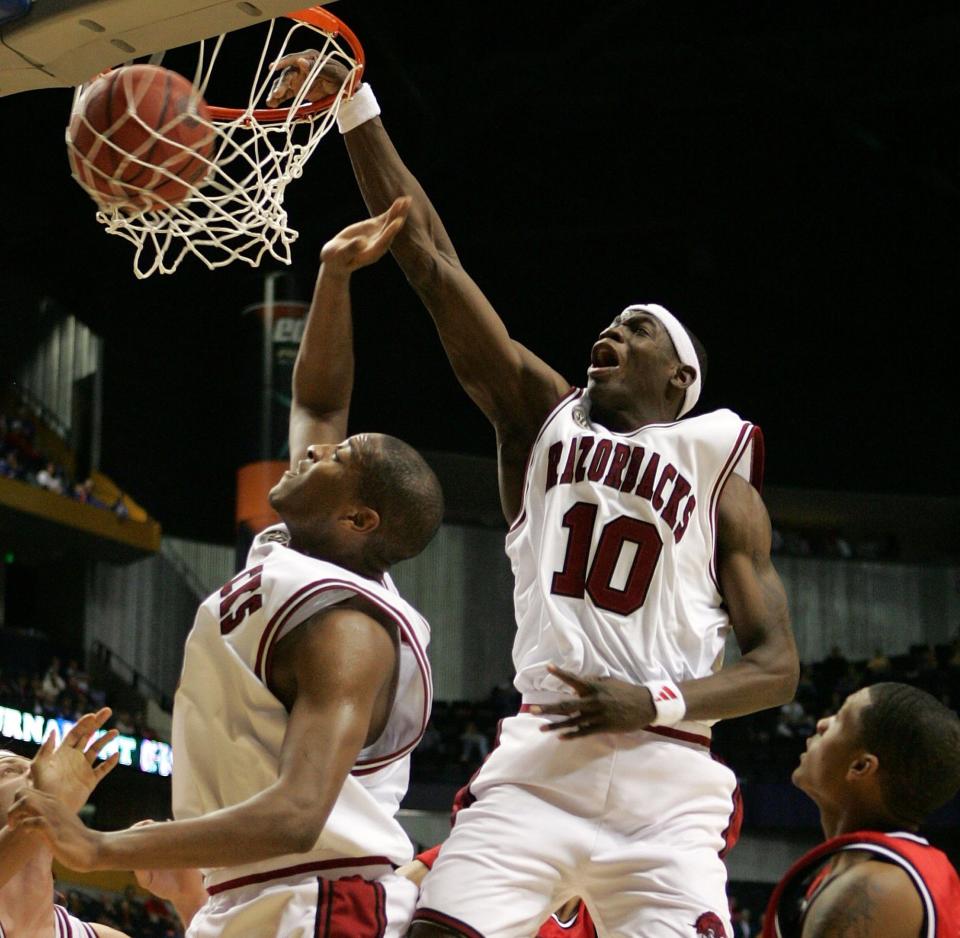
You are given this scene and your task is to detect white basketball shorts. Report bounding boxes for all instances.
[415,711,740,938]
[187,865,419,938]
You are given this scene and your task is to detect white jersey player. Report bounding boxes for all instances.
[173,523,432,899]
[259,64,800,937]
[7,201,445,938]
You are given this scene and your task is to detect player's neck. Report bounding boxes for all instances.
[0,862,56,935]
[288,534,383,581]
[820,803,910,840]
[591,399,678,433]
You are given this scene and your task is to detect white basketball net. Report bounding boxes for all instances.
[66,17,360,279]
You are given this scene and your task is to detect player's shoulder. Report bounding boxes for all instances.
[680,407,750,433]
[805,854,923,936]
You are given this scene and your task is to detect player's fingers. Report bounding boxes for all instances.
[386,196,413,221]
[7,791,42,825]
[529,699,581,716]
[268,50,316,72]
[35,730,57,760]
[538,715,587,733]
[85,728,119,762]
[546,664,593,696]
[375,217,407,248]
[7,815,49,836]
[559,723,603,740]
[92,751,121,781]
[63,712,97,748]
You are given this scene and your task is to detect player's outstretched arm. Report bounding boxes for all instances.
[800,859,923,938]
[342,115,570,437]
[269,56,570,520]
[534,475,797,736]
[6,607,398,872]
[289,199,411,464]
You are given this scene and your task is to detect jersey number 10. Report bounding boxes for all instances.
[551,502,663,616]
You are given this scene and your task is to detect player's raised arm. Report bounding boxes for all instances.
[6,605,399,872]
[289,199,411,465]
[343,113,570,434]
[269,57,571,518]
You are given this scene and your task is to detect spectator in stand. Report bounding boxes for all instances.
[776,699,814,739]
[113,710,135,736]
[36,460,64,495]
[0,450,25,481]
[40,658,66,709]
[459,719,489,764]
[864,646,893,682]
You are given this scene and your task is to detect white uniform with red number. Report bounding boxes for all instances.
[417,389,762,938]
[172,526,429,938]
[0,905,99,938]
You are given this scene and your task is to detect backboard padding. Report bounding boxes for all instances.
[0,0,336,96]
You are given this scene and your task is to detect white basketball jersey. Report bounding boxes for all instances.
[172,526,432,892]
[506,389,762,711]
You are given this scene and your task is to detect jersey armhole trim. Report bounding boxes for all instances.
[836,843,936,938]
[254,579,432,772]
[507,387,582,534]
[706,421,754,592]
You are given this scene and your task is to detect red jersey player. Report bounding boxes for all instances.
[763,683,960,938]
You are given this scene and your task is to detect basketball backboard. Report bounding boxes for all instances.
[0,0,335,96]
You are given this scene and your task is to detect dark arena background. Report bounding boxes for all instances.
[0,2,958,934]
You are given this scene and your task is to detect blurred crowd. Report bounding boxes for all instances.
[771,523,898,561]
[0,654,155,741]
[414,638,960,785]
[714,636,960,781]
[58,884,183,938]
[0,409,128,517]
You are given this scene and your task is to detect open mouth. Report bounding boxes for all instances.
[588,341,620,373]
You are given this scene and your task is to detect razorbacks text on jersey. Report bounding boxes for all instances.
[171,526,432,894]
[763,830,960,938]
[506,389,762,730]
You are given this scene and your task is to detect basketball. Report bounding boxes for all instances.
[67,64,215,212]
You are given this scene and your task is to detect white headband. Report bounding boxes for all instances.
[622,303,701,417]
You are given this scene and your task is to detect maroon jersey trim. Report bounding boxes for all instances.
[207,855,393,896]
[413,908,488,938]
[252,578,432,772]
[508,387,582,534]
[763,832,945,938]
[707,422,755,592]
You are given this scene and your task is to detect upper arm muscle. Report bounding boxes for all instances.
[269,606,399,809]
[802,861,924,938]
[717,474,793,660]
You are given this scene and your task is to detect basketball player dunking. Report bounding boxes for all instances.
[763,683,960,938]
[267,62,800,937]
[8,201,445,938]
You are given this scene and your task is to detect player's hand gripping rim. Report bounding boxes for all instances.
[528,665,657,739]
[266,50,353,109]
